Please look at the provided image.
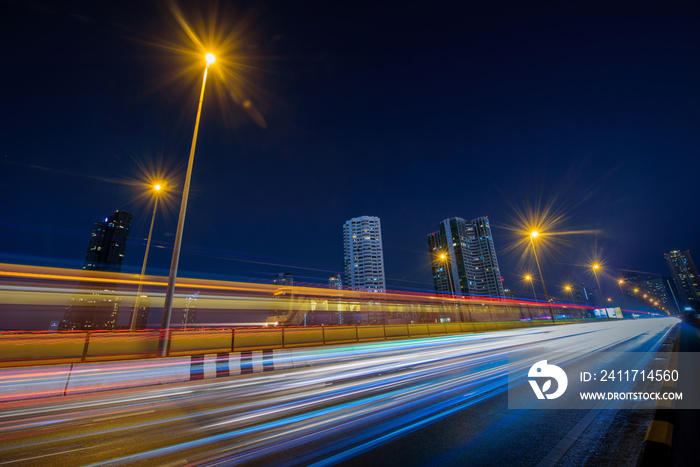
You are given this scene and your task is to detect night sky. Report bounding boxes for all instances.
[1,0,699,300]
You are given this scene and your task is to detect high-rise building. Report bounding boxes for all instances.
[343,216,386,292]
[60,210,133,331]
[428,217,472,295]
[83,210,133,272]
[665,250,700,311]
[428,216,504,297]
[470,217,505,297]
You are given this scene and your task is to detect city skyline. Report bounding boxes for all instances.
[0,2,698,302]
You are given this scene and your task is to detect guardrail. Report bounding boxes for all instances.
[0,318,590,367]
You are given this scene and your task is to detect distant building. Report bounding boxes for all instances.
[83,210,133,272]
[133,295,150,330]
[60,210,133,331]
[427,216,504,297]
[664,250,700,311]
[328,274,343,289]
[570,283,592,306]
[274,273,294,288]
[181,292,198,328]
[470,217,505,297]
[343,216,386,292]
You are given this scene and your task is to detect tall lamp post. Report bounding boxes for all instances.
[592,264,604,307]
[563,285,572,301]
[440,253,455,296]
[159,53,216,356]
[440,252,459,322]
[131,183,163,331]
[529,231,549,301]
[525,275,538,301]
[617,279,627,308]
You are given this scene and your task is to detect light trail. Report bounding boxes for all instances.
[0,318,677,466]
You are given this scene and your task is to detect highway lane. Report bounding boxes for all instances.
[0,318,677,466]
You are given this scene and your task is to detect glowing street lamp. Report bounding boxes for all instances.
[160,53,216,356]
[529,231,549,301]
[617,278,627,308]
[439,252,455,295]
[131,183,164,331]
[592,263,604,307]
[525,275,538,302]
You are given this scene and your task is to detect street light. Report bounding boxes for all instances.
[592,263,604,307]
[617,278,627,308]
[160,53,216,356]
[529,231,549,301]
[525,275,538,302]
[131,183,164,331]
[440,252,455,295]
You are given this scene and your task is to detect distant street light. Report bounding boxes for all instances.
[131,183,163,331]
[592,264,604,307]
[563,284,573,302]
[529,231,549,301]
[617,278,627,308]
[525,275,538,302]
[440,252,455,296]
[160,53,216,356]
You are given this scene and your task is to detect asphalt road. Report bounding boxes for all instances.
[0,318,679,466]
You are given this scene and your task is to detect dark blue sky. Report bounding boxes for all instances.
[1,0,698,300]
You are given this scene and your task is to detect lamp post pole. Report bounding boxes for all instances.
[131,185,161,331]
[529,232,549,301]
[592,264,604,308]
[159,54,215,357]
[526,275,538,301]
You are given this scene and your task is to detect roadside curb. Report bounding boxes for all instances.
[637,324,680,467]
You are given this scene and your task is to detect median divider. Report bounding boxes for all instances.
[0,318,592,368]
[0,318,598,403]
[637,324,680,467]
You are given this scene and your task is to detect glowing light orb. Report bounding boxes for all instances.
[205,53,216,65]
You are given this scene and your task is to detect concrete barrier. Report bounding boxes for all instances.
[234,328,283,351]
[323,326,358,344]
[408,324,430,337]
[66,357,191,393]
[0,318,590,368]
[0,365,72,401]
[0,333,87,365]
[0,319,592,402]
[385,324,409,339]
[284,327,324,348]
[357,325,385,341]
[85,331,159,361]
[169,329,232,356]
[427,324,447,335]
